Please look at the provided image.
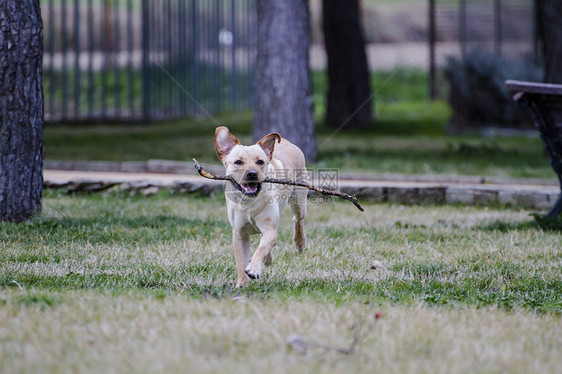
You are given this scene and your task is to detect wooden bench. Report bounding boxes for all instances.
[505,80,562,217]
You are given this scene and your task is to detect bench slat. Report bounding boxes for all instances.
[505,80,562,96]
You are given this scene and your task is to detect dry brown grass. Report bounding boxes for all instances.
[1,289,560,373]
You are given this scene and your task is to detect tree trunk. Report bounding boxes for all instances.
[0,0,44,223]
[535,0,562,83]
[253,0,317,162]
[322,0,372,130]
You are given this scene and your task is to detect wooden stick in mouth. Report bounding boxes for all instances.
[193,158,364,212]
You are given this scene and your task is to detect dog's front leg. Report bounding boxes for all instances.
[245,229,277,280]
[233,230,251,287]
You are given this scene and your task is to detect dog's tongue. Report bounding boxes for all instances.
[242,183,258,194]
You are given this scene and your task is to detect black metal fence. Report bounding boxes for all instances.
[42,0,256,123]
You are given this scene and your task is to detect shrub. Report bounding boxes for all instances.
[444,49,543,131]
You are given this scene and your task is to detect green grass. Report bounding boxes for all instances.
[314,134,551,177]
[1,191,560,310]
[1,191,561,372]
[44,68,554,179]
[44,109,552,179]
[312,68,431,119]
[314,69,451,136]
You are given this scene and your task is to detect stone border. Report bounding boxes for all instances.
[44,169,560,211]
[45,160,559,186]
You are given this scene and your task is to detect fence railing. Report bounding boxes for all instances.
[42,0,256,123]
[428,0,537,99]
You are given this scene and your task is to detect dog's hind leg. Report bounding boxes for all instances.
[290,187,307,253]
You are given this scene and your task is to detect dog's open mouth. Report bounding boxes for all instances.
[240,182,261,197]
[229,180,262,198]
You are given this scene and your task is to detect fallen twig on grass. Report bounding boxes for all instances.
[193,158,364,212]
[287,312,381,356]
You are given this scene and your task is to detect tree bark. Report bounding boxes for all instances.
[253,0,317,162]
[535,0,562,83]
[0,0,44,223]
[322,0,372,130]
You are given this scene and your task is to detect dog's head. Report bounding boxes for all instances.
[214,126,281,198]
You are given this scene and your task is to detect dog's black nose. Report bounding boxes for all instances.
[246,170,259,181]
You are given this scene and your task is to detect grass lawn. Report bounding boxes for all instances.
[1,191,560,372]
[44,104,554,179]
[21,68,560,371]
[44,68,556,180]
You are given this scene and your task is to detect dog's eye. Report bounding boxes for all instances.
[256,159,265,166]
[234,160,244,165]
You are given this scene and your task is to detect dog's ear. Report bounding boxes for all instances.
[215,126,240,161]
[257,132,281,160]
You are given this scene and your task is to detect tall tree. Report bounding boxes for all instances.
[322,0,372,130]
[0,0,44,222]
[253,0,317,162]
[535,0,562,83]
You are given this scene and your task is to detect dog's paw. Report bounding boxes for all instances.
[236,276,250,287]
[244,262,261,280]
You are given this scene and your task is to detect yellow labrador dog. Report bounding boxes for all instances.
[214,126,308,287]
